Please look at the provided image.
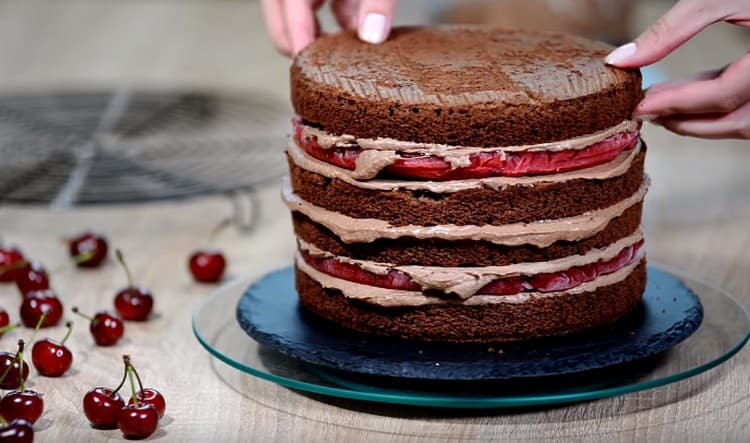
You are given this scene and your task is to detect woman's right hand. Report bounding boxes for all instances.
[606,0,750,139]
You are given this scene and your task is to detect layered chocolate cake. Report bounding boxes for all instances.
[284,27,647,343]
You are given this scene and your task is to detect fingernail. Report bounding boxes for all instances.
[605,42,637,65]
[359,13,387,44]
[635,114,658,122]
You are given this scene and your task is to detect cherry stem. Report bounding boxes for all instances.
[0,323,20,334]
[60,321,73,345]
[0,359,13,387]
[110,365,128,398]
[0,259,28,273]
[208,218,232,244]
[128,360,145,394]
[127,366,139,408]
[28,312,47,345]
[17,341,24,392]
[0,415,6,426]
[71,307,97,325]
[116,249,135,287]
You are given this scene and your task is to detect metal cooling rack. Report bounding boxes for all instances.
[0,90,289,206]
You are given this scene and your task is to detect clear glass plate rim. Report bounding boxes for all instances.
[192,262,750,407]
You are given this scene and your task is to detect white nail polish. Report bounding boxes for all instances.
[359,13,387,44]
[605,42,637,65]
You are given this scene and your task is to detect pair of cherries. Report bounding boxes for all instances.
[73,248,154,336]
[0,340,44,437]
[68,248,155,348]
[0,320,75,440]
[83,355,166,439]
[4,232,109,333]
[1,315,74,383]
[5,231,109,294]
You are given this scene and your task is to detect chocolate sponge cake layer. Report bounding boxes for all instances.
[288,150,645,227]
[295,261,647,343]
[292,202,643,267]
[291,27,642,147]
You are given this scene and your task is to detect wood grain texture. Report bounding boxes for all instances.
[0,0,748,442]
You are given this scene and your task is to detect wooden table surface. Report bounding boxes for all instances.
[0,1,749,441]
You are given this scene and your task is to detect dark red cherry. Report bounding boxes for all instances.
[69,232,108,268]
[32,322,74,377]
[0,341,30,390]
[189,249,226,283]
[0,353,29,390]
[20,290,63,328]
[0,247,24,283]
[0,419,33,443]
[32,338,73,377]
[128,388,166,419]
[83,387,125,429]
[113,250,153,321]
[72,308,124,346]
[14,262,49,296]
[118,403,158,439]
[0,390,44,424]
[114,288,153,321]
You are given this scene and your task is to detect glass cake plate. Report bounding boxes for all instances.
[192,264,750,408]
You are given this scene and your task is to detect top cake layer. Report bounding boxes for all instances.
[291,26,643,147]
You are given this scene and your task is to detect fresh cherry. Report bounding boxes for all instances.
[127,388,166,419]
[0,340,30,390]
[0,349,29,390]
[113,250,153,321]
[189,249,226,283]
[0,247,24,283]
[14,261,49,296]
[0,418,33,443]
[0,340,43,425]
[0,390,44,425]
[0,309,8,331]
[68,231,108,268]
[83,387,125,429]
[119,404,158,439]
[20,290,63,328]
[32,321,74,377]
[122,355,165,419]
[118,355,159,438]
[72,307,124,346]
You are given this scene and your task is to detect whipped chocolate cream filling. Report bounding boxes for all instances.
[296,119,640,179]
[300,119,638,154]
[296,251,646,307]
[282,176,650,247]
[298,230,643,299]
[287,139,642,193]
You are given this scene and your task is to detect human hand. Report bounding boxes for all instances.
[262,0,398,57]
[605,0,750,139]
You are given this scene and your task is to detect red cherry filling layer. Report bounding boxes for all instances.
[293,118,640,180]
[300,239,644,296]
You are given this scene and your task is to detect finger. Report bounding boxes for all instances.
[653,101,750,139]
[357,0,398,44]
[261,0,293,56]
[331,0,359,31]
[282,0,324,55]
[637,56,750,117]
[645,67,725,97]
[605,0,731,68]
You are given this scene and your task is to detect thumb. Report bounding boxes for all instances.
[357,0,398,44]
[605,0,727,68]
